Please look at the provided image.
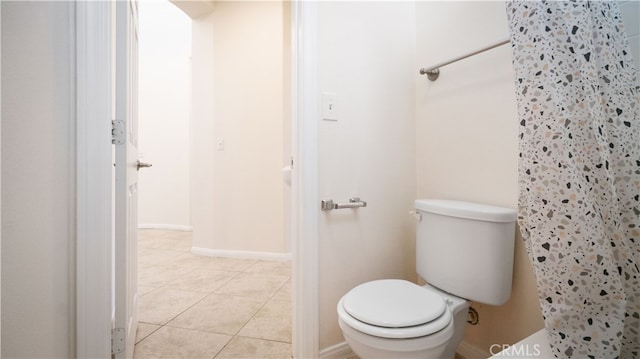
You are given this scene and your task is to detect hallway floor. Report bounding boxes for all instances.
[134,229,292,358]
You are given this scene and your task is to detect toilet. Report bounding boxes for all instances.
[337,199,517,359]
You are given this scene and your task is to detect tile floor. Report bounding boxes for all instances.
[134,229,292,359]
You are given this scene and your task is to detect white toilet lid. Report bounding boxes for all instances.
[342,279,446,328]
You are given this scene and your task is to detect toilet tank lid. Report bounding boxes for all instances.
[415,199,517,223]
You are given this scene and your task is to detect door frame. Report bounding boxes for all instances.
[0,3,3,354]
[291,0,319,357]
[75,0,322,357]
[75,1,114,357]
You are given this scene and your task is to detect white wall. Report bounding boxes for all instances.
[1,2,76,356]
[316,1,417,350]
[138,1,192,229]
[191,1,285,255]
[1,3,3,352]
[190,11,216,249]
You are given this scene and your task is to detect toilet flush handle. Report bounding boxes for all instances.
[409,211,422,222]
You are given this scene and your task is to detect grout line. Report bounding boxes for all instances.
[236,335,293,345]
[133,323,161,346]
[231,276,292,343]
[212,331,237,359]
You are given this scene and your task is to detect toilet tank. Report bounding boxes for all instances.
[415,199,517,305]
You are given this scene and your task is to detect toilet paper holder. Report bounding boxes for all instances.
[321,197,367,211]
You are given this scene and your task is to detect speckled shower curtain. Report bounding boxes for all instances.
[505,1,640,358]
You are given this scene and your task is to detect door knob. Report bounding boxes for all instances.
[137,160,152,170]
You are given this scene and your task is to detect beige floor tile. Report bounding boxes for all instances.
[161,230,192,240]
[138,264,194,288]
[165,268,239,293]
[161,237,191,251]
[169,253,257,272]
[205,257,260,272]
[134,326,231,359]
[245,260,291,277]
[272,280,291,302]
[168,294,264,335]
[138,248,185,266]
[138,286,156,296]
[138,230,173,249]
[138,229,169,239]
[139,236,191,252]
[215,336,291,359]
[238,299,291,343]
[138,237,162,250]
[202,256,259,272]
[215,272,290,300]
[134,230,294,358]
[138,288,207,325]
[135,323,160,344]
[167,253,220,269]
[137,240,154,250]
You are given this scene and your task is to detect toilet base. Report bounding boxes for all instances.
[338,317,453,359]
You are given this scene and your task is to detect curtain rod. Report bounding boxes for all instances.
[419,38,511,81]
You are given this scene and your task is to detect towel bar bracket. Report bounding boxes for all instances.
[419,68,440,81]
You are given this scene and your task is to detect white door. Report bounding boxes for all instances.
[114,0,139,358]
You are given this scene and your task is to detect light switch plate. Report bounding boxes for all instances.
[322,92,338,121]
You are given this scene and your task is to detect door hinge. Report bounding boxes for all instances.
[112,120,125,145]
[290,156,294,169]
[111,328,125,356]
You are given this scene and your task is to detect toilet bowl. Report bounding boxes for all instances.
[337,279,470,359]
[337,199,517,359]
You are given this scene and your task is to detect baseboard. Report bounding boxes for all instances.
[138,223,193,231]
[191,246,292,262]
[457,340,491,359]
[319,341,354,359]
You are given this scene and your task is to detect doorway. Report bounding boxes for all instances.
[138,1,291,262]
[134,1,294,357]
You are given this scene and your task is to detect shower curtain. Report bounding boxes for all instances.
[505,1,639,358]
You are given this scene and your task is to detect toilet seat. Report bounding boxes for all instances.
[338,279,453,339]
